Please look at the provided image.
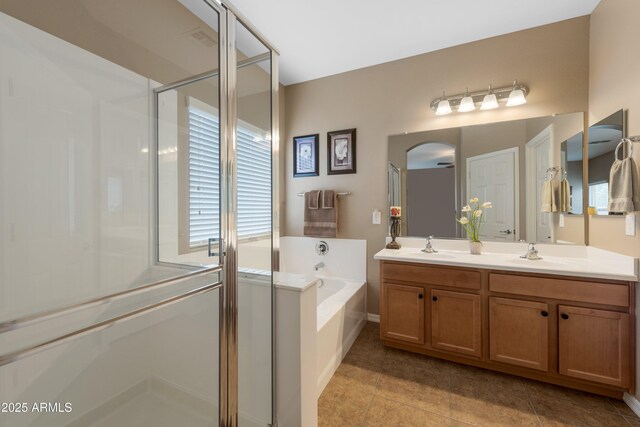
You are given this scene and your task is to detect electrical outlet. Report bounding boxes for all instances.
[626,214,636,236]
[559,214,565,228]
[372,209,381,224]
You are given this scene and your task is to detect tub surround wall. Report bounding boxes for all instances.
[280,236,366,282]
[283,17,590,316]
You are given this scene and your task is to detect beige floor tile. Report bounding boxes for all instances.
[609,397,639,418]
[364,395,453,427]
[385,347,455,376]
[523,380,618,414]
[318,373,373,427]
[625,415,640,426]
[375,357,451,418]
[450,363,526,395]
[530,395,629,427]
[450,381,539,427]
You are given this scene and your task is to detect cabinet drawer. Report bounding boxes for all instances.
[382,262,480,290]
[489,274,629,307]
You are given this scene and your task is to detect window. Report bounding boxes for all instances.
[188,100,271,247]
[589,182,609,215]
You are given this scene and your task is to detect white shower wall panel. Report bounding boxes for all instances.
[0,11,152,321]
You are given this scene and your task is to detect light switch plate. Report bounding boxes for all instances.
[372,209,381,225]
[626,214,636,236]
[559,214,565,228]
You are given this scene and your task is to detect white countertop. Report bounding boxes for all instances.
[374,238,639,282]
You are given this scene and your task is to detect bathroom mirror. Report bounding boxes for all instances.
[388,112,585,244]
[586,110,625,215]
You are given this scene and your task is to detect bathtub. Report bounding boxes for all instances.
[315,276,367,397]
[277,236,367,425]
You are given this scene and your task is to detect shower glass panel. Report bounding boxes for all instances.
[235,21,273,426]
[0,0,226,425]
[157,76,221,268]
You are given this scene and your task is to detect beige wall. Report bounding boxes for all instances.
[588,0,640,259]
[284,17,590,315]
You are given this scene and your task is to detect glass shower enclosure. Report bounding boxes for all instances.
[0,0,277,426]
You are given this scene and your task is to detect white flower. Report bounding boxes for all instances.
[458,217,469,224]
[462,205,471,212]
[482,202,492,208]
[469,197,479,204]
[474,210,483,217]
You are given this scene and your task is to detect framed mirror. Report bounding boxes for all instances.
[388,112,585,244]
[586,110,625,215]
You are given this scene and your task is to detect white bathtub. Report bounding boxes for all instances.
[315,276,367,397]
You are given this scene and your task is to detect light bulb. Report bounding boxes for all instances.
[507,88,526,106]
[480,91,498,110]
[435,99,452,115]
[458,89,475,112]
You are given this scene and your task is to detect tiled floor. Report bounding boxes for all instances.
[318,322,639,427]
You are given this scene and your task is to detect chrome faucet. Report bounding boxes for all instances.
[313,261,325,271]
[421,236,438,253]
[520,243,542,260]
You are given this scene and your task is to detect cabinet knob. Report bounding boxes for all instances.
[418,294,424,299]
[541,311,549,317]
[432,296,438,301]
[561,313,569,320]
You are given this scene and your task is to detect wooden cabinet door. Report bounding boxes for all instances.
[558,305,630,387]
[381,283,425,345]
[431,289,481,357]
[489,297,549,371]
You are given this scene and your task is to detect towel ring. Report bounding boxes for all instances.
[615,138,633,161]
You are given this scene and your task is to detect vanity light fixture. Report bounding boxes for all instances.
[458,88,475,112]
[506,80,527,107]
[480,85,499,110]
[430,81,528,115]
[435,92,452,116]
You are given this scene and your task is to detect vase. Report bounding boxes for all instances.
[386,217,401,249]
[469,241,482,255]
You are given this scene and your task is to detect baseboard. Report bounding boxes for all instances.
[623,393,640,418]
[367,313,380,323]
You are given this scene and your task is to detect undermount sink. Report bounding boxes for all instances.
[417,252,456,259]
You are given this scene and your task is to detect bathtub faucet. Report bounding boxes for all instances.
[313,261,325,271]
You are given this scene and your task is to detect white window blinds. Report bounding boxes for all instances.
[189,105,220,246]
[188,102,271,247]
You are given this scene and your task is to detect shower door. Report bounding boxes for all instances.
[0,0,278,425]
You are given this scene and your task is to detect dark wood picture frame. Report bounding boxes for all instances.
[293,134,319,177]
[327,128,356,175]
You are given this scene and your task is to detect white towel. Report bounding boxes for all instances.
[541,180,560,213]
[609,157,639,213]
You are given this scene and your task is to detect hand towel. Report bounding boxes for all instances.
[307,190,320,209]
[541,180,553,212]
[304,190,339,237]
[560,178,571,212]
[321,190,335,209]
[541,180,561,213]
[609,156,639,213]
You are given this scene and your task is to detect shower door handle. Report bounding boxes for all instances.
[208,238,225,258]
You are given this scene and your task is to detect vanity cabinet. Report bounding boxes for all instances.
[558,305,630,388]
[431,290,481,357]
[379,259,635,398]
[380,282,425,345]
[489,297,549,371]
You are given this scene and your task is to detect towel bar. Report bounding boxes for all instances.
[297,192,351,197]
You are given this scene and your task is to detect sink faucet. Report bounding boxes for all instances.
[520,243,543,260]
[313,261,325,271]
[421,236,438,253]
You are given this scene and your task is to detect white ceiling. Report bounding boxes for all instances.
[407,142,455,170]
[230,0,601,85]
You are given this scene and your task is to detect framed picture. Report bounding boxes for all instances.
[293,134,319,177]
[327,128,356,175]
